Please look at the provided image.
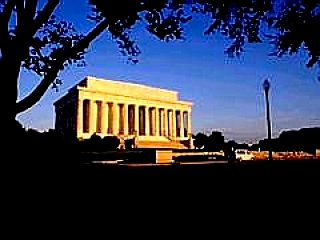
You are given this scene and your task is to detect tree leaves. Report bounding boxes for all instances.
[21,14,85,88]
[267,1,320,69]
[90,1,273,60]
[52,78,63,92]
[90,0,320,72]
[89,1,192,63]
[4,0,320,108]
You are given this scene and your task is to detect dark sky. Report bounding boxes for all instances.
[17,0,320,143]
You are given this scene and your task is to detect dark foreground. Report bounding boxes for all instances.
[3,159,320,224]
[3,160,319,210]
[5,159,320,182]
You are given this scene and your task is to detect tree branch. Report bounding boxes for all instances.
[16,1,38,38]
[15,0,57,62]
[0,0,16,53]
[30,0,59,36]
[0,0,15,25]
[25,0,38,22]
[16,18,109,114]
[14,0,35,59]
[16,60,63,114]
[69,18,109,57]
[15,0,24,26]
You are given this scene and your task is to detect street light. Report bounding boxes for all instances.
[263,79,272,161]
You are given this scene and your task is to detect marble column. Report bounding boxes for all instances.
[95,101,101,133]
[70,104,74,131]
[165,110,168,137]
[107,103,112,134]
[83,100,90,133]
[112,102,119,135]
[154,108,157,136]
[89,100,97,134]
[163,109,167,137]
[168,110,172,137]
[123,103,128,135]
[180,110,184,138]
[145,106,150,136]
[158,108,162,136]
[59,109,63,130]
[55,108,59,130]
[134,105,139,135]
[65,106,69,131]
[157,108,161,136]
[162,108,166,136]
[172,110,176,138]
[187,110,191,137]
[149,107,156,136]
[119,104,124,134]
[154,107,159,136]
[101,102,108,134]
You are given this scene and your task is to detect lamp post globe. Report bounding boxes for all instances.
[263,79,270,91]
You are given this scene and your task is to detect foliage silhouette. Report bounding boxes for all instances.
[125,138,134,149]
[12,123,320,162]
[1,0,319,150]
[102,136,121,151]
[205,131,225,151]
[193,133,208,149]
[14,127,122,161]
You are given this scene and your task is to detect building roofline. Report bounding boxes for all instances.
[54,76,193,106]
[53,90,77,106]
[86,76,179,94]
[76,87,193,106]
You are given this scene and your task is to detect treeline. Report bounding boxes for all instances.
[258,127,320,153]
[14,121,124,159]
[16,129,126,154]
[193,128,320,154]
[192,132,225,151]
[14,120,320,158]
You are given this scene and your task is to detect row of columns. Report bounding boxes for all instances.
[55,101,77,133]
[77,99,191,138]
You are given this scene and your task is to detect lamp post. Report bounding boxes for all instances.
[263,79,272,161]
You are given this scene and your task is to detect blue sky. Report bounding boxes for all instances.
[17,0,320,143]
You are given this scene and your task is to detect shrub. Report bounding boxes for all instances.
[102,136,120,151]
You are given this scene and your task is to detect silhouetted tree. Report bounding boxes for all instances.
[276,127,320,153]
[90,133,101,141]
[89,133,102,151]
[206,131,225,151]
[1,0,317,149]
[0,0,195,141]
[101,136,120,151]
[125,138,134,150]
[22,128,42,157]
[249,144,260,151]
[14,119,25,135]
[224,140,238,159]
[194,133,208,149]
[226,140,237,150]
[237,143,249,149]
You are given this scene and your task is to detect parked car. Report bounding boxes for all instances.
[235,149,255,162]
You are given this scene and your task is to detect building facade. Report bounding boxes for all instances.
[53,76,193,147]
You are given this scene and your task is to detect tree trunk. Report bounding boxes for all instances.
[0,56,21,156]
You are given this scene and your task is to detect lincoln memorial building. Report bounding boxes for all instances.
[53,76,193,148]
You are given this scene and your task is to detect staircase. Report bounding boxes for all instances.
[137,136,188,149]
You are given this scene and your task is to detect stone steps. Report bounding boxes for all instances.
[137,140,188,149]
